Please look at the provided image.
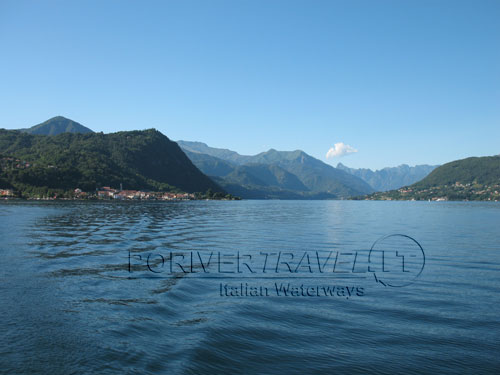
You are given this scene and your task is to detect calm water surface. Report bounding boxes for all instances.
[1,200,499,374]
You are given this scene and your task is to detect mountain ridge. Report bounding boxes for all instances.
[337,162,438,191]
[19,116,94,135]
[178,141,374,199]
[177,140,252,165]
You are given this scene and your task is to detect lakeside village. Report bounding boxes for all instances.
[0,185,198,201]
[363,182,500,202]
[0,185,239,201]
[86,186,197,201]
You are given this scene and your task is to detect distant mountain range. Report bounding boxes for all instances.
[363,156,500,201]
[1,117,221,197]
[178,141,374,199]
[336,163,438,191]
[178,141,439,196]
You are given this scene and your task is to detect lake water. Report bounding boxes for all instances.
[1,200,499,374]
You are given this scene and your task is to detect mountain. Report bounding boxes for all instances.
[180,150,322,199]
[179,142,374,199]
[225,163,307,191]
[183,150,236,177]
[362,156,500,201]
[177,140,252,165]
[19,116,94,135]
[337,163,438,191]
[0,128,222,197]
[249,149,373,196]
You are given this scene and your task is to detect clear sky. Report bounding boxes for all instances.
[0,0,499,170]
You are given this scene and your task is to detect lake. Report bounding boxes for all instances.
[1,200,499,374]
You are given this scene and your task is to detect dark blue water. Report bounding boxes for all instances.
[1,200,499,374]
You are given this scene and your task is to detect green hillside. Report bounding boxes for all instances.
[413,156,500,188]
[0,128,222,197]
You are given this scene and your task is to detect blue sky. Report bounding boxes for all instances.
[0,0,499,169]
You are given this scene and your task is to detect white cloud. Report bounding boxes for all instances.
[326,142,358,159]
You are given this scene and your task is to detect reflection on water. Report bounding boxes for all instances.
[1,200,500,374]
